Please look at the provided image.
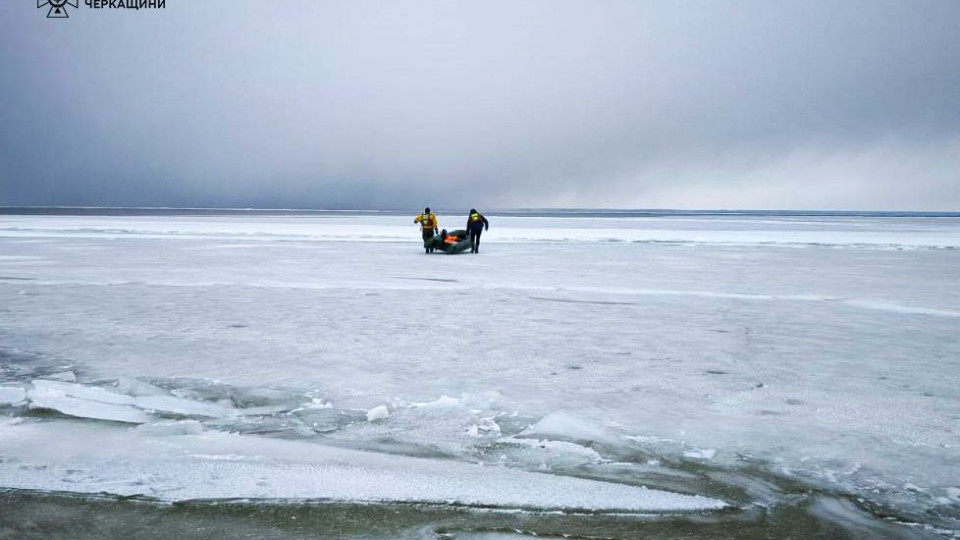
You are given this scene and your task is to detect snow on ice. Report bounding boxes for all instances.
[0,212,958,525]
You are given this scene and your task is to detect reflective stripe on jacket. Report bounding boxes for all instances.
[467,212,488,230]
[415,213,438,230]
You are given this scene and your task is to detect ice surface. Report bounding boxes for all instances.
[133,394,238,418]
[41,370,77,382]
[1,214,958,249]
[521,410,617,444]
[1,213,958,528]
[0,420,725,512]
[134,419,204,436]
[27,386,151,423]
[27,380,151,423]
[495,437,605,467]
[366,405,390,422]
[115,375,168,396]
[0,386,26,405]
[22,380,238,423]
[683,448,717,460]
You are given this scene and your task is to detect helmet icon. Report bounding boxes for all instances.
[38,0,79,18]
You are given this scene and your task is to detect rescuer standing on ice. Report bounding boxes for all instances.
[414,207,439,253]
[466,208,489,253]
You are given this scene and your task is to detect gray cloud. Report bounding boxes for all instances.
[1,0,959,210]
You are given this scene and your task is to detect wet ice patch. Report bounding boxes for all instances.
[490,437,605,470]
[328,400,616,473]
[229,385,306,411]
[808,496,916,538]
[115,376,168,397]
[161,380,304,414]
[330,396,508,457]
[294,407,365,433]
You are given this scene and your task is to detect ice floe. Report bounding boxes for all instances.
[684,448,718,460]
[366,405,390,422]
[27,380,151,423]
[0,419,727,512]
[0,386,27,405]
[24,379,238,423]
[520,410,616,444]
[494,437,605,468]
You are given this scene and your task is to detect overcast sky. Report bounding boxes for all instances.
[2,0,958,210]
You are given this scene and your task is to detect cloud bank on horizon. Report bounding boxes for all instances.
[1,0,958,210]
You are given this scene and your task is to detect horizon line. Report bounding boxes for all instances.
[1,205,959,216]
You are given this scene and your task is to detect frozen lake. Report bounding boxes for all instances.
[1,211,958,539]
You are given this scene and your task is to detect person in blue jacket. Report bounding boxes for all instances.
[465,208,489,253]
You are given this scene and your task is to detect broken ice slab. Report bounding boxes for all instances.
[32,380,135,406]
[0,386,27,405]
[133,394,237,419]
[0,419,729,513]
[25,380,239,423]
[27,384,150,424]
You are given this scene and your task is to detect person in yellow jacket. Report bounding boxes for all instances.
[414,207,439,253]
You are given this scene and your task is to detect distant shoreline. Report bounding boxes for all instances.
[1,207,958,218]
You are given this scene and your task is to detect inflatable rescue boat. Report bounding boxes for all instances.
[425,229,472,254]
